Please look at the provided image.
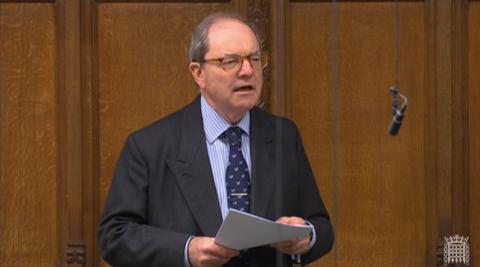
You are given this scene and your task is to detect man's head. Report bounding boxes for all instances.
[189,13,266,124]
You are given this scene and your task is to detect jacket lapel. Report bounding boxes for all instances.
[167,100,278,235]
[167,97,223,237]
[249,108,276,218]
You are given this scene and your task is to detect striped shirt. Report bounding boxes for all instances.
[200,96,251,219]
[184,96,316,266]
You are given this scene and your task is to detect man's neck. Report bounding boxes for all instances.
[203,98,247,125]
[219,111,245,125]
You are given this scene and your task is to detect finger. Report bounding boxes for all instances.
[206,244,239,262]
[281,216,305,226]
[189,237,238,266]
[272,239,296,254]
[271,239,290,247]
[274,236,310,255]
[209,242,239,257]
[195,251,232,267]
[276,217,290,224]
[272,238,296,249]
[208,248,239,260]
[276,216,306,226]
[290,237,310,254]
[288,216,306,225]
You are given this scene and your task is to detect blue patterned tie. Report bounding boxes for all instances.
[224,126,251,213]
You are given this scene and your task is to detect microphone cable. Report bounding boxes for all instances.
[389,0,408,136]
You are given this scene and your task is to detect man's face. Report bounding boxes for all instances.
[190,19,263,122]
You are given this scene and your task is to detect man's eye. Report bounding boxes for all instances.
[250,56,261,62]
[222,58,238,65]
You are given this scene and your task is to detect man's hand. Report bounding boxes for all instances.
[188,236,239,267]
[271,216,311,255]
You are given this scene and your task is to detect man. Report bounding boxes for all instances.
[98,12,334,267]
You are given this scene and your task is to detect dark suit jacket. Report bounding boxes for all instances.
[98,96,334,267]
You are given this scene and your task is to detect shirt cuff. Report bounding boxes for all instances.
[291,220,316,264]
[184,236,194,267]
[306,220,317,250]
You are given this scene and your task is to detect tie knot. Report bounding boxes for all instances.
[223,126,243,147]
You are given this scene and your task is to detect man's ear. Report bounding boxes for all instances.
[189,62,205,89]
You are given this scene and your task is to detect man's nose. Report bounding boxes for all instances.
[238,57,254,76]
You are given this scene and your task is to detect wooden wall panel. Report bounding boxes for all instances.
[469,1,480,266]
[95,2,235,212]
[288,2,426,266]
[93,2,237,266]
[0,3,59,267]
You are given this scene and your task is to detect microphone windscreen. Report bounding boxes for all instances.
[388,112,404,136]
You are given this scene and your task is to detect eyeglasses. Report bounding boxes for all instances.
[197,53,268,72]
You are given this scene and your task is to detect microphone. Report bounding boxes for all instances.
[388,85,407,136]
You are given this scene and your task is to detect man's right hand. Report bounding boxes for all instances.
[188,236,239,267]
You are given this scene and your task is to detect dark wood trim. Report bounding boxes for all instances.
[451,0,470,242]
[61,0,85,266]
[285,0,292,117]
[54,0,86,265]
[288,0,422,2]
[91,1,102,266]
[0,0,55,3]
[270,0,287,116]
[466,2,478,265]
[95,0,229,3]
[235,0,247,17]
[433,0,453,241]
[284,2,293,117]
[66,241,86,264]
[55,0,68,265]
[247,0,271,110]
[81,0,98,266]
[423,0,439,266]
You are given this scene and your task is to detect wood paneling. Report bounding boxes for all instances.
[0,1,478,266]
[288,2,426,266]
[0,3,59,267]
[93,2,237,266]
[469,2,480,266]
[95,1,234,220]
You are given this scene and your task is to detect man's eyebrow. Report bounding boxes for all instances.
[223,50,261,57]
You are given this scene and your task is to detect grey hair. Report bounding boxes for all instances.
[188,12,262,63]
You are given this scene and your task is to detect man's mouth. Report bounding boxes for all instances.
[234,85,254,92]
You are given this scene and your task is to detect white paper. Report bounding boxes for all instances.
[214,209,311,250]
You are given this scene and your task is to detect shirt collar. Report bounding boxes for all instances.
[201,95,250,144]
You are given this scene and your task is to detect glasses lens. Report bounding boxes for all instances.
[221,56,241,71]
[220,53,268,72]
[249,55,262,69]
[261,54,268,69]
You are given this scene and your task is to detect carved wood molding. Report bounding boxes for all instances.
[66,241,86,264]
[247,0,271,109]
[247,0,269,45]
[436,241,444,266]
[95,0,229,2]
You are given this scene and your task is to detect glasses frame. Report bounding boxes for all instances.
[196,53,268,72]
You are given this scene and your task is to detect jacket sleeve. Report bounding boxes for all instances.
[97,135,190,267]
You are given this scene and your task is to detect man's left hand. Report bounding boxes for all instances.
[271,216,311,255]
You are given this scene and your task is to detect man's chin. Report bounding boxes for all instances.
[232,100,258,112]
